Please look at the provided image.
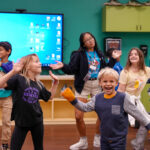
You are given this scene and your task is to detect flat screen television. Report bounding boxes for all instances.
[0,12,63,68]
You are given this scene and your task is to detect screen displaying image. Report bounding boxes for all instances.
[0,12,63,67]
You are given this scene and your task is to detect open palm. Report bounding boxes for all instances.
[50,61,64,70]
[49,70,59,85]
[112,50,122,59]
[13,62,24,73]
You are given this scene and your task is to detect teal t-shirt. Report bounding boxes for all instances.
[86,51,100,78]
[0,67,12,98]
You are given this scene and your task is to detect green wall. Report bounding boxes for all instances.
[1,0,150,74]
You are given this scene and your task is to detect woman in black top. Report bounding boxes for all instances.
[50,32,121,149]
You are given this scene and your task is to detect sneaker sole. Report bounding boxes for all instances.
[70,145,88,150]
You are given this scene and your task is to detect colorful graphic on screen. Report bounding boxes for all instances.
[0,13,63,67]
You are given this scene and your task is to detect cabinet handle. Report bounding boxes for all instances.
[136,25,138,30]
[140,25,142,30]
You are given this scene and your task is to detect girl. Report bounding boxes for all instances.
[118,48,150,150]
[50,32,121,149]
[0,53,59,150]
[61,67,150,150]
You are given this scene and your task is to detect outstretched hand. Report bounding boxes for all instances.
[49,61,64,70]
[49,70,59,85]
[112,50,122,59]
[12,61,24,74]
[61,87,75,102]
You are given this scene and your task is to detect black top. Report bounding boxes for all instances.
[6,74,51,127]
[62,50,116,93]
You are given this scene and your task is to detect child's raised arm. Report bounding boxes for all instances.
[49,70,59,99]
[0,62,23,88]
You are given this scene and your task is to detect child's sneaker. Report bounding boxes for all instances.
[93,135,101,147]
[69,137,88,150]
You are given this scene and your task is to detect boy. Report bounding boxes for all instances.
[61,68,150,150]
[0,42,13,150]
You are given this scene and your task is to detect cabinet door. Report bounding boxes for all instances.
[103,6,138,32]
[141,84,150,113]
[139,7,150,32]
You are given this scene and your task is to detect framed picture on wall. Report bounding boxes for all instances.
[104,38,122,52]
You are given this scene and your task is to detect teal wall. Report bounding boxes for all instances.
[1,0,150,74]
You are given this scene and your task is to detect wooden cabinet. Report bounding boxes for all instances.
[102,6,150,32]
[39,75,97,124]
[139,7,150,31]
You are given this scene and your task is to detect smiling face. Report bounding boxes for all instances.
[99,74,118,95]
[129,49,140,65]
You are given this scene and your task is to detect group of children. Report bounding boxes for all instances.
[61,47,150,150]
[0,41,150,150]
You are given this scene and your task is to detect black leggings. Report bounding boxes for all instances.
[10,122,44,150]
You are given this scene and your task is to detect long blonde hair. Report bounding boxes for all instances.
[20,53,42,87]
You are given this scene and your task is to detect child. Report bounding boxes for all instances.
[118,47,150,150]
[106,48,123,90]
[61,68,150,150]
[0,53,59,150]
[50,32,121,149]
[0,42,13,150]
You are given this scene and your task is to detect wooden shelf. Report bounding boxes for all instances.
[38,75,74,80]
[38,75,97,124]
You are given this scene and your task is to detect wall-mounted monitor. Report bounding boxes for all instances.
[0,12,63,68]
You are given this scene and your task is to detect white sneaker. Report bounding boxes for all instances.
[93,135,101,147]
[70,137,88,150]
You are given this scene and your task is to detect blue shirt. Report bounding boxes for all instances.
[113,62,123,90]
[86,51,100,78]
[113,62,123,75]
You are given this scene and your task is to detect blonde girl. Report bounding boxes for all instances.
[118,48,150,150]
[0,54,59,150]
